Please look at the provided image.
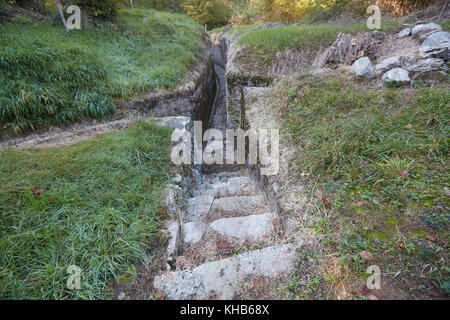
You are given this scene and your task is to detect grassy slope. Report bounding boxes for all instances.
[277,74,449,299]
[0,8,204,134]
[0,121,173,299]
[236,22,400,52]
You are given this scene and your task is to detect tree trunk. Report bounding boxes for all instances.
[55,0,69,32]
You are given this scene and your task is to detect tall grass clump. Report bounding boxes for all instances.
[0,8,204,134]
[0,34,114,134]
[0,120,172,299]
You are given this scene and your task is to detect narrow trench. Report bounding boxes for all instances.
[201,35,240,176]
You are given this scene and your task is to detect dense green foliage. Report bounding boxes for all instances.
[0,120,173,299]
[0,8,204,134]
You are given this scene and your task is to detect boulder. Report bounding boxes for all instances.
[397,28,411,38]
[419,31,450,60]
[375,57,401,75]
[382,68,411,83]
[352,57,375,78]
[399,55,419,68]
[411,23,442,41]
[406,58,448,80]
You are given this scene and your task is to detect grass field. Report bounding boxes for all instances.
[278,75,449,298]
[0,8,204,134]
[0,120,173,299]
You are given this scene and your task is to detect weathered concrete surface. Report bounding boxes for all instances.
[166,221,181,262]
[154,245,296,299]
[203,176,258,198]
[184,195,215,221]
[183,221,207,244]
[161,184,182,217]
[210,213,274,242]
[210,195,267,214]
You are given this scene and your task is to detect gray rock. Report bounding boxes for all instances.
[419,31,450,60]
[210,213,274,242]
[352,57,375,78]
[154,245,296,299]
[184,195,214,222]
[397,28,411,38]
[202,182,227,197]
[399,55,419,68]
[166,221,181,262]
[162,184,182,217]
[154,116,191,130]
[171,174,182,185]
[406,58,447,80]
[411,23,442,39]
[210,195,267,214]
[226,177,257,196]
[382,68,411,83]
[375,57,401,75]
[183,221,207,244]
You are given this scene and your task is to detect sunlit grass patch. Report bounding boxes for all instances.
[0,8,204,134]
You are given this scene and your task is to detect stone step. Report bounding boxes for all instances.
[210,213,274,242]
[154,244,295,299]
[209,195,268,217]
[184,195,214,222]
[202,176,258,198]
[203,171,241,184]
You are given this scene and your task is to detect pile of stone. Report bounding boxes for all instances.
[351,22,448,85]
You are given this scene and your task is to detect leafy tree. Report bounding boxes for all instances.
[182,0,232,27]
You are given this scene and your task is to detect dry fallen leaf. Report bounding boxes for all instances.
[156,292,164,300]
[398,242,405,249]
[425,234,437,242]
[444,187,450,196]
[217,241,230,249]
[361,284,370,296]
[253,279,260,292]
[360,250,375,261]
[400,170,408,180]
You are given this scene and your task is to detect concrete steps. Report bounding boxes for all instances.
[156,173,292,300]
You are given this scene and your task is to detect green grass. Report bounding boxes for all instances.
[0,8,204,134]
[281,75,449,295]
[237,21,401,52]
[0,120,173,299]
